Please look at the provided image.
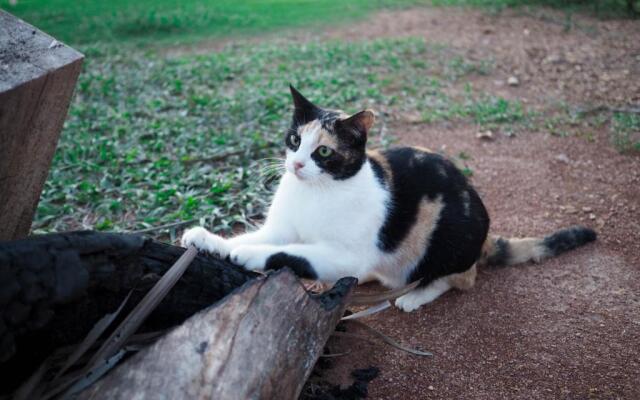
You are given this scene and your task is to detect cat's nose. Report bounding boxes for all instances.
[294,161,305,171]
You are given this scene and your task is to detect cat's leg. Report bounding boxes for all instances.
[394,265,477,312]
[447,264,477,291]
[394,278,452,312]
[229,243,367,282]
[181,223,294,258]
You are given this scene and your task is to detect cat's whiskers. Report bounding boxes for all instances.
[257,160,285,176]
[250,157,286,189]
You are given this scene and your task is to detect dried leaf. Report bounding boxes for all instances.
[13,360,48,400]
[348,280,420,306]
[341,301,391,321]
[476,130,494,140]
[343,320,433,357]
[38,246,197,399]
[320,351,351,358]
[60,349,128,399]
[54,291,132,380]
[86,246,197,369]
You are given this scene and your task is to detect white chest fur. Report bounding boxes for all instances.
[269,161,388,253]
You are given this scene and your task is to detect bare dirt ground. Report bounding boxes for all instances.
[167,6,640,399]
[311,7,640,400]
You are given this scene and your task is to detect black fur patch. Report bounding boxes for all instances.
[543,226,597,256]
[372,148,490,286]
[319,110,341,131]
[310,142,365,181]
[408,186,490,286]
[486,237,510,266]
[265,252,317,279]
[367,156,387,186]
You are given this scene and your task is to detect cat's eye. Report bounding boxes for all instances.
[318,146,333,158]
[289,134,300,147]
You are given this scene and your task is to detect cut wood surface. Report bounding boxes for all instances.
[0,10,84,240]
[78,270,357,400]
[0,231,259,393]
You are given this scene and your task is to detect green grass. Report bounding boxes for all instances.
[539,104,640,153]
[1,0,428,46]
[611,112,640,153]
[33,38,529,235]
[2,0,635,48]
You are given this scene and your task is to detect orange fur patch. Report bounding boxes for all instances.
[366,150,393,186]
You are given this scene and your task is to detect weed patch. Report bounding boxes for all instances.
[34,38,524,235]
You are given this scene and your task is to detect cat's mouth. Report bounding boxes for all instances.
[286,163,307,180]
[290,167,315,181]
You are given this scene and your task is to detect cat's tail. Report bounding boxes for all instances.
[478,225,596,267]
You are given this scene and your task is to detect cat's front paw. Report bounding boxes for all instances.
[395,291,426,313]
[229,245,270,271]
[181,227,230,258]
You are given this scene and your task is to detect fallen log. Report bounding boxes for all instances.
[0,231,259,393]
[78,270,356,400]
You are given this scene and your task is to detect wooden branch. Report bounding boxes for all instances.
[0,231,259,393]
[77,270,356,400]
[0,11,84,240]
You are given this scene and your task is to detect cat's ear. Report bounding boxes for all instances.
[336,110,375,143]
[289,84,319,124]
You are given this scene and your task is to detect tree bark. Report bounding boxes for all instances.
[78,270,356,400]
[0,231,259,393]
[0,10,84,240]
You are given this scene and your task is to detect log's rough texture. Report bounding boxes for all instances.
[0,231,259,393]
[78,270,357,400]
[0,10,84,240]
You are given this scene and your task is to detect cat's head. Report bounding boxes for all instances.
[284,85,375,182]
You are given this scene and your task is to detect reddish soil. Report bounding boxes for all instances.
[314,7,640,400]
[169,6,639,398]
[326,7,640,107]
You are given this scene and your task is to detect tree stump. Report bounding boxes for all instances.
[0,10,84,240]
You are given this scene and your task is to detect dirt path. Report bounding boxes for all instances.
[314,7,640,400]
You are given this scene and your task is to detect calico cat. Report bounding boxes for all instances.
[182,85,596,312]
